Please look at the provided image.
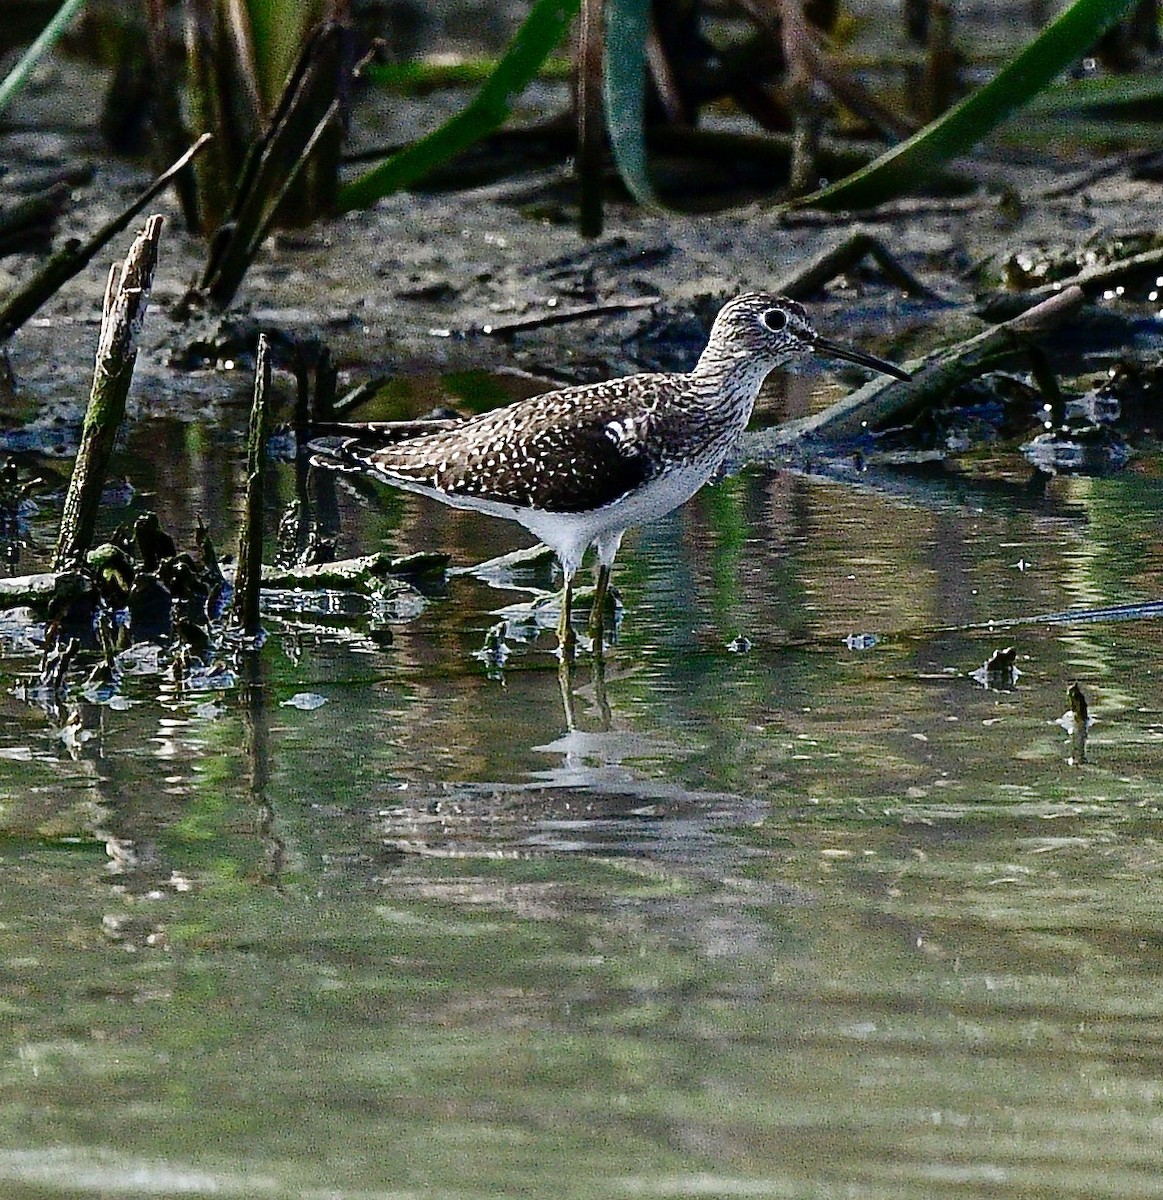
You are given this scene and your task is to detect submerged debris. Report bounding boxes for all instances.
[972,645,1020,690]
[1057,681,1093,765]
[1093,354,1163,432]
[35,510,233,690]
[876,370,1044,453]
[1017,357,1153,475]
[1020,425,1131,475]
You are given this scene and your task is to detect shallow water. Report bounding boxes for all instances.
[3,394,1163,1199]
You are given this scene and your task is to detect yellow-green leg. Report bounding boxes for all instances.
[588,530,624,646]
[587,563,612,641]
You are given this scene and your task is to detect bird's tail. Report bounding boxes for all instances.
[306,418,462,474]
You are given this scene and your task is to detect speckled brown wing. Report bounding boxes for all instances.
[431,414,658,511]
[321,378,670,514]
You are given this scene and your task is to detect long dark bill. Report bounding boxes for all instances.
[812,335,912,381]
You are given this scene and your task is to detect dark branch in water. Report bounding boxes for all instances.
[260,551,449,589]
[739,285,1085,460]
[0,553,449,614]
[0,137,208,344]
[233,334,272,641]
[54,215,165,571]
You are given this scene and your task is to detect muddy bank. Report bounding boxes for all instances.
[1,52,1160,440]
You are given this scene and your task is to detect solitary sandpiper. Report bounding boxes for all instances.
[310,291,910,652]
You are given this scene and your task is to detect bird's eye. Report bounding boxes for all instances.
[762,308,788,332]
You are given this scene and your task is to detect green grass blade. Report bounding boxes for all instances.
[0,0,86,119]
[337,0,580,212]
[603,0,657,207]
[785,0,1142,211]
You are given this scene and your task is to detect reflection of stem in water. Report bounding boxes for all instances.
[289,345,340,561]
[1070,720,1088,765]
[1051,477,1140,735]
[310,365,340,538]
[234,335,271,639]
[48,695,171,900]
[62,696,105,763]
[240,653,286,886]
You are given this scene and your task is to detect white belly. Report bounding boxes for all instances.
[517,458,718,571]
[370,456,722,574]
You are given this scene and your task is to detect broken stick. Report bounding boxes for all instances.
[54,215,165,570]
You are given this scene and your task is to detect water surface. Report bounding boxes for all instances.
[2,409,1163,1199]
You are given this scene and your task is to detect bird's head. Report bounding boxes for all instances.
[704,291,911,381]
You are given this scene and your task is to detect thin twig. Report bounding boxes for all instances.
[776,191,987,227]
[233,333,271,639]
[1033,149,1157,199]
[0,136,209,343]
[332,375,391,418]
[469,295,660,338]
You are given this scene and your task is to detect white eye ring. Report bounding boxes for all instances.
[762,308,788,332]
